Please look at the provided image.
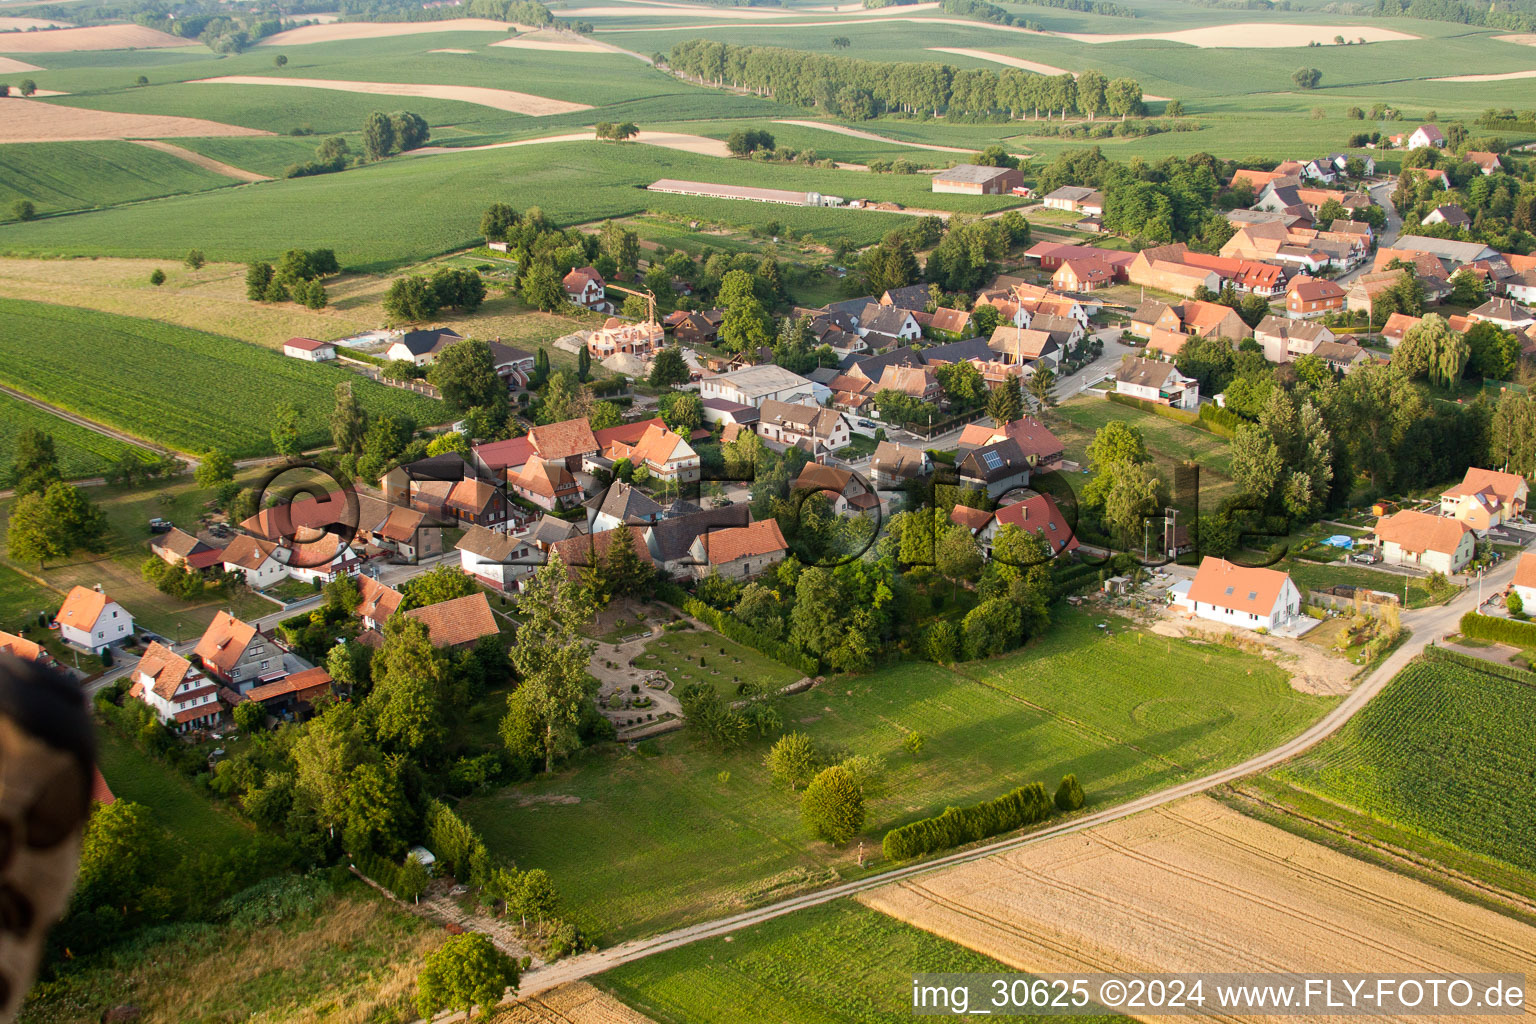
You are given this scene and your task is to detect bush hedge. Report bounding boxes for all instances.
[1458,611,1536,648]
[882,780,1054,861]
[1197,402,1247,439]
[1107,392,1198,424]
[1425,643,1536,686]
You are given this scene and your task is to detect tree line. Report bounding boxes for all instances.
[665,39,1145,121]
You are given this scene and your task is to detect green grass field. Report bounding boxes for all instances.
[597,899,1124,1024]
[0,141,239,217]
[460,611,1330,943]
[1280,557,1450,610]
[640,627,804,698]
[0,391,155,479]
[0,298,444,455]
[95,726,250,850]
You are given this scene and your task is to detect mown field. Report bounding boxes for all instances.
[1269,656,1536,877]
[0,140,239,216]
[596,899,1124,1024]
[640,626,803,698]
[460,611,1330,943]
[0,390,155,479]
[0,298,444,455]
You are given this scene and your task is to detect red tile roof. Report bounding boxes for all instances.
[356,574,403,623]
[404,592,500,648]
[701,519,788,565]
[222,534,279,570]
[1187,557,1292,616]
[134,641,200,700]
[992,493,1079,553]
[949,505,994,533]
[528,417,598,461]
[0,630,46,663]
[246,667,332,703]
[56,586,109,631]
[1375,509,1470,556]
[193,611,257,678]
[284,337,331,352]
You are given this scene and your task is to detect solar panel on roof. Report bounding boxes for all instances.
[981,450,1003,471]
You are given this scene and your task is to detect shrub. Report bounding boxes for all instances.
[1459,610,1536,648]
[882,781,1053,861]
[1508,591,1524,618]
[1108,391,1198,424]
[764,731,823,790]
[1054,773,1085,812]
[801,764,865,845]
[149,269,166,286]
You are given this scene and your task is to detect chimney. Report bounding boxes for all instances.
[94,583,103,593]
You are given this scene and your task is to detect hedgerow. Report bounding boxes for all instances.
[1458,610,1536,647]
[882,780,1054,861]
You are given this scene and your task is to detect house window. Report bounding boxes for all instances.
[260,660,270,671]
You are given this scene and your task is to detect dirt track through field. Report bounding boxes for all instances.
[859,797,1536,1023]
[412,129,729,157]
[189,75,591,115]
[0,23,185,51]
[0,98,270,142]
[130,139,271,182]
[254,18,515,45]
[488,982,657,1024]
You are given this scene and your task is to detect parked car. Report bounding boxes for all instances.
[1350,550,1382,565]
[856,418,876,429]
[148,517,172,534]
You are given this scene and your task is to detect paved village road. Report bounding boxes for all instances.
[498,549,1519,1004]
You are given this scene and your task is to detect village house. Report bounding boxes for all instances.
[0,630,54,668]
[1286,275,1346,318]
[510,458,583,511]
[880,284,931,310]
[1181,251,1286,297]
[1022,242,1135,277]
[700,398,760,431]
[932,164,1023,195]
[1041,185,1104,215]
[1422,205,1471,229]
[875,364,942,404]
[1312,340,1372,373]
[355,574,403,631]
[793,462,879,515]
[1392,235,1498,268]
[1175,557,1302,632]
[688,519,789,580]
[669,309,723,346]
[956,416,1064,466]
[283,337,337,361]
[457,524,535,592]
[1439,466,1529,534]
[1253,315,1335,364]
[194,611,284,693]
[237,667,334,718]
[1511,552,1536,609]
[404,592,500,649]
[1127,245,1221,298]
[870,441,933,489]
[542,526,656,587]
[957,438,1035,499]
[1380,311,1422,348]
[1375,509,1475,574]
[598,421,700,484]
[1130,300,1183,338]
[585,481,666,532]
[755,400,850,456]
[643,504,751,576]
[1465,150,1502,175]
[1392,124,1446,149]
[385,327,464,366]
[444,477,511,530]
[129,642,222,732]
[926,307,973,340]
[700,364,822,408]
[527,417,600,471]
[55,584,134,654]
[1468,297,1536,331]
[1115,356,1200,410]
[562,266,608,311]
[857,303,923,346]
[987,324,1060,371]
[1052,257,1117,292]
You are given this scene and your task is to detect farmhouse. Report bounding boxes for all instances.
[283,337,336,361]
[1053,257,1116,292]
[932,164,1022,195]
[1115,357,1199,410]
[128,642,222,732]
[1374,509,1475,574]
[55,584,133,654]
[1439,466,1528,533]
[1023,242,1134,276]
[386,327,463,366]
[404,592,500,649]
[1178,557,1301,632]
[700,364,821,407]
[687,519,788,580]
[150,526,212,567]
[1041,186,1104,215]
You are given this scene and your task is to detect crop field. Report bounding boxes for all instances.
[0,391,155,478]
[0,140,239,215]
[169,135,344,178]
[640,627,803,698]
[858,795,1536,1007]
[1270,658,1536,877]
[0,298,443,455]
[596,900,1125,1024]
[459,611,1330,943]
[0,142,989,269]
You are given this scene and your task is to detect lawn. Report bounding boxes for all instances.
[1239,652,1536,899]
[596,899,1124,1024]
[0,391,156,480]
[95,726,250,850]
[1281,557,1452,610]
[640,626,804,698]
[0,298,445,456]
[261,577,322,604]
[459,611,1331,943]
[1048,397,1236,511]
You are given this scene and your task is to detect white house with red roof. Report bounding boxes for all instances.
[55,585,133,654]
[1510,551,1536,609]
[282,337,336,361]
[129,641,223,732]
[1438,466,1528,535]
[1177,557,1301,632]
[1375,509,1475,574]
[562,266,609,311]
[688,519,788,580]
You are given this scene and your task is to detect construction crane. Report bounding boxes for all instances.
[606,283,659,328]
